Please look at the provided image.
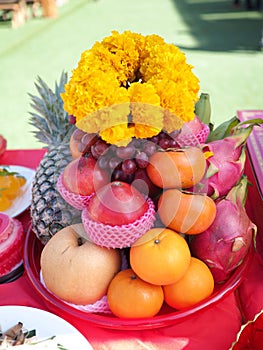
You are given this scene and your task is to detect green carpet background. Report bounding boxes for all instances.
[0,0,262,149]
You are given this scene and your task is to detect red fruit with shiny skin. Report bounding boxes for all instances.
[189,177,256,283]
[86,181,149,226]
[132,168,161,200]
[62,154,110,196]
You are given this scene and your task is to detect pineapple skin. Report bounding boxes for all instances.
[29,72,81,245]
[31,144,81,245]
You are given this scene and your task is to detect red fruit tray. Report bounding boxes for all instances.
[23,226,254,330]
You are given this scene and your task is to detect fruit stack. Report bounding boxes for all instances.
[32,31,262,319]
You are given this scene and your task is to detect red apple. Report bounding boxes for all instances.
[86,181,149,226]
[132,168,161,199]
[62,154,110,196]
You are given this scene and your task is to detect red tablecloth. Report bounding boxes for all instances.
[0,149,263,350]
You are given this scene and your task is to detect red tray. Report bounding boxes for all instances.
[23,226,254,330]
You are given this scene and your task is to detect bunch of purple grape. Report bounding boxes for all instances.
[71,128,181,199]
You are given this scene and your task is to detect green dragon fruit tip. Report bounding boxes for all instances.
[194,92,211,126]
[208,116,263,144]
[231,118,263,148]
[226,175,249,207]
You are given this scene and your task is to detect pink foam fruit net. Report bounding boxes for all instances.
[81,197,156,249]
[176,122,210,147]
[57,173,93,210]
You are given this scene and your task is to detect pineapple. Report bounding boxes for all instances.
[29,72,81,245]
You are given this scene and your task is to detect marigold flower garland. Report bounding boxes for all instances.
[61,30,200,145]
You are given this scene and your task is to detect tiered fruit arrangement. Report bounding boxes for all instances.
[40,113,261,318]
[35,31,263,319]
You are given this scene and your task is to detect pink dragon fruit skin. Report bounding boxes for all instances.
[197,119,263,199]
[189,177,257,284]
[198,137,246,199]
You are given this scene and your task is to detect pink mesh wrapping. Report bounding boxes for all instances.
[40,250,128,314]
[57,174,93,210]
[176,123,210,147]
[82,198,156,249]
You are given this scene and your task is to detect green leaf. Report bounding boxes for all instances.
[207,116,239,142]
[0,167,18,176]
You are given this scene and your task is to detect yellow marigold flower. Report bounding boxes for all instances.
[128,82,160,105]
[131,102,163,139]
[152,79,198,127]
[76,103,130,134]
[101,31,142,84]
[100,124,135,146]
[128,84,163,138]
[61,30,200,145]
[134,124,161,139]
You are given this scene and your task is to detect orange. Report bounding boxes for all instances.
[0,193,12,211]
[0,169,26,201]
[0,175,20,199]
[107,268,164,318]
[130,227,191,285]
[17,175,26,187]
[158,189,216,235]
[163,257,214,310]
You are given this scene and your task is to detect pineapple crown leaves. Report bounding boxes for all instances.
[28,71,75,147]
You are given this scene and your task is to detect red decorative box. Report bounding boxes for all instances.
[238,110,263,259]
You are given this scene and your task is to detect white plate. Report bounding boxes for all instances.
[0,305,93,349]
[0,165,35,218]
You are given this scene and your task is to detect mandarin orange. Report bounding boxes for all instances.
[130,227,191,285]
[163,257,214,310]
[107,268,164,318]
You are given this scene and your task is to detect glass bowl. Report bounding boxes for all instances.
[23,226,253,330]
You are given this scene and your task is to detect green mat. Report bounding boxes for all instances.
[0,0,262,149]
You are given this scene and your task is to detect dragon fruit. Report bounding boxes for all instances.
[189,176,257,284]
[199,136,246,198]
[197,119,263,199]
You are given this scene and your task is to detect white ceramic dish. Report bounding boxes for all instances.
[0,165,35,218]
[0,305,93,349]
